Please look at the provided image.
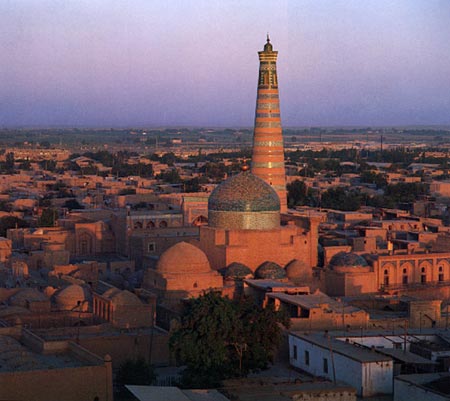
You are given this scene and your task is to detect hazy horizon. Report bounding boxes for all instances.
[2,1,450,128]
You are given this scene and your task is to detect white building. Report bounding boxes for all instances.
[289,332,393,397]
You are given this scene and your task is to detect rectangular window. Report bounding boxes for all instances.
[293,345,297,360]
[148,242,156,252]
[305,350,309,366]
[323,358,328,374]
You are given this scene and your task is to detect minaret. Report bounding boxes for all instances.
[251,35,287,213]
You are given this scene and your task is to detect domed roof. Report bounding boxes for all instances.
[224,262,253,279]
[255,261,286,279]
[55,284,90,310]
[157,241,212,275]
[208,171,280,213]
[9,288,48,307]
[110,290,142,306]
[285,259,309,279]
[263,36,273,52]
[103,287,121,299]
[329,252,368,269]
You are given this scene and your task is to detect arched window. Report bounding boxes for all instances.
[134,221,143,229]
[402,268,408,285]
[421,267,426,284]
[383,269,389,286]
[439,266,444,282]
[146,221,155,229]
[159,221,168,228]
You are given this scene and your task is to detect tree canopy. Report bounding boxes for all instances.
[169,292,289,388]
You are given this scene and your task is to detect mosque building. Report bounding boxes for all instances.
[143,38,319,304]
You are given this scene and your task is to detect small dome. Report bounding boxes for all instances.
[264,36,273,52]
[55,284,90,310]
[329,252,368,269]
[209,171,280,213]
[110,290,142,306]
[224,262,254,280]
[9,288,48,307]
[103,287,121,299]
[157,242,212,275]
[255,261,286,279]
[285,259,309,279]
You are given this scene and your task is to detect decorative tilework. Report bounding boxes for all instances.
[251,161,285,168]
[257,94,279,99]
[254,141,284,147]
[256,103,279,109]
[208,171,280,212]
[256,113,281,118]
[255,122,281,128]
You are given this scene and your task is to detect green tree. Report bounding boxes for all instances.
[18,160,31,170]
[0,216,28,237]
[156,169,182,184]
[3,152,15,173]
[170,292,289,388]
[63,199,84,210]
[287,179,313,207]
[39,208,58,227]
[116,358,156,387]
[321,187,362,211]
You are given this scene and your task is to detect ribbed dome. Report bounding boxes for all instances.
[209,171,280,213]
[329,252,368,269]
[255,261,286,279]
[224,262,254,280]
[157,242,212,274]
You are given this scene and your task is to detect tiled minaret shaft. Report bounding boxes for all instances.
[251,36,287,213]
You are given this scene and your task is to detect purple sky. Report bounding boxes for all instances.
[1,0,450,127]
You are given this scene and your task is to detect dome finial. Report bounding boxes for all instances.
[241,159,250,172]
[263,34,273,51]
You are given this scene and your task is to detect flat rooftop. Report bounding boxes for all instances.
[0,335,91,372]
[291,332,392,364]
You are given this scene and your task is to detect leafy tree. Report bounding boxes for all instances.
[116,358,156,387]
[18,160,31,170]
[63,199,84,210]
[39,140,51,149]
[321,187,362,211]
[161,152,177,166]
[156,169,182,184]
[0,216,28,237]
[39,208,58,227]
[360,171,387,189]
[287,180,313,207]
[170,292,289,388]
[39,159,57,172]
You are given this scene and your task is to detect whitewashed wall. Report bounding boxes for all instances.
[289,334,393,397]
